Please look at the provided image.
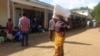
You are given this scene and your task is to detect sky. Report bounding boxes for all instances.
[39,0,100,9]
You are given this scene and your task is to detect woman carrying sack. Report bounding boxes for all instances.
[54,15,70,56]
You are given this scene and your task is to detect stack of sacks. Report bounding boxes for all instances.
[53,4,71,21]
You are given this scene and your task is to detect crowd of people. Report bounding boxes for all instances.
[49,16,98,56]
[87,19,97,28]
[0,13,97,56]
[0,13,46,46]
[30,18,46,33]
[49,15,70,56]
[0,14,28,46]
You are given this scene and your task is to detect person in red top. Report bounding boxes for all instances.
[18,13,30,46]
[6,18,13,40]
[6,18,13,34]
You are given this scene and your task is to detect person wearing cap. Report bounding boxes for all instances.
[54,15,70,56]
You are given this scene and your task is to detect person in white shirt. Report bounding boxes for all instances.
[87,20,90,28]
[93,20,96,28]
[49,18,58,41]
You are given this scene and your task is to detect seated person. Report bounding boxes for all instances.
[38,25,45,33]
[0,30,5,43]
[1,30,7,40]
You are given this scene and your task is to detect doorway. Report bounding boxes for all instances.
[15,8,21,27]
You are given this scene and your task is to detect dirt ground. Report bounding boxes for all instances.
[0,28,100,56]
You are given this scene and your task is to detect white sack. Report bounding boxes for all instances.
[53,4,71,21]
[7,34,13,40]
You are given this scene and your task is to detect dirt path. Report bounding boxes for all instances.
[0,28,100,56]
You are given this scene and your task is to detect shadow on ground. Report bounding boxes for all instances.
[66,28,87,38]
[0,28,87,56]
[65,41,91,45]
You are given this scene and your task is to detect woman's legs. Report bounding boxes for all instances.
[54,33,65,56]
[55,45,64,56]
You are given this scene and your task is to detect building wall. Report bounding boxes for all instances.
[13,3,45,26]
[13,3,52,28]
[0,0,8,27]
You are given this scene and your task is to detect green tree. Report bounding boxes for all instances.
[92,2,100,22]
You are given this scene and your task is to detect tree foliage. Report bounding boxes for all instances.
[92,2,100,22]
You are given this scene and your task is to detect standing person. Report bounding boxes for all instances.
[49,18,57,41]
[93,20,96,28]
[6,18,13,40]
[18,13,30,46]
[87,20,90,28]
[54,15,70,56]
